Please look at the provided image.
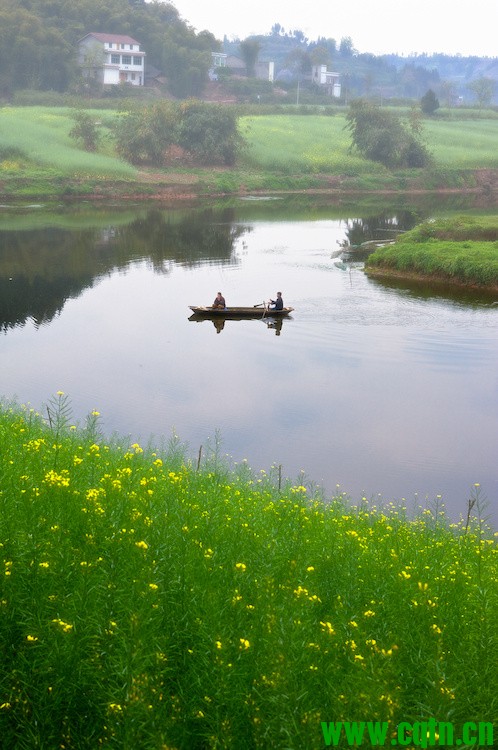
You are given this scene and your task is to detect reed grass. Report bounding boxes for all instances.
[0,395,496,749]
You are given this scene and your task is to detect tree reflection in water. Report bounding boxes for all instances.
[0,208,248,332]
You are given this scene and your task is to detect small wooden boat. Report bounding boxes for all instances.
[189,305,294,318]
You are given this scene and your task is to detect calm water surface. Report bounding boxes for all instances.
[1,198,497,523]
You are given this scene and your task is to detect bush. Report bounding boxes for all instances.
[114,101,179,165]
[420,89,440,115]
[69,110,99,151]
[346,99,431,169]
[178,101,243,166]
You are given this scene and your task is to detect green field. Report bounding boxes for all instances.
[239,114,498,173]
[0,106,135,179]
[424,118,498,167]
[0,106,498,197]
[0,396,496,748]
[239,115,378,175]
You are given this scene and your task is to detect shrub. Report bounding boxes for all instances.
[69,110,99,151]
[420,89,440,115]
[178,101,243,166]
[346,99,431,169]
[114,101,179,165]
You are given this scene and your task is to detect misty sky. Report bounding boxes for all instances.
[172,0,497,57]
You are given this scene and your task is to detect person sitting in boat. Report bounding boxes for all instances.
[269,292,283,311]
[212,292,226,309]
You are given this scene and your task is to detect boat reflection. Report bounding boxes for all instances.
[188,313,287,335]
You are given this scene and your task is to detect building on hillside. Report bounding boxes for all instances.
[209,52,228,81]
[222,55,274,82]
[78,33,145,86]
[311,65,341,97]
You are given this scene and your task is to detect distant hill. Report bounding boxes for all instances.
[223,29,498,104]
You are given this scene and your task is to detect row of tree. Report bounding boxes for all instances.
[70,101,242,166]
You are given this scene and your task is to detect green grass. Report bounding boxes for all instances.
[240,114,498,173]
[366,216,498,286]
[0,107,135,179]
[0,107,497,198]
[424,119,498,167]
[239,115,382,175]
[0,395,496,748]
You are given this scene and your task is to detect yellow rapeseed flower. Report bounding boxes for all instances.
[51,618,73,633]
[235,562,247,572]
[239,638,250,650]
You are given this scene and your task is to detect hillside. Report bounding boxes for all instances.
[223,31,498,104]
[0,0,496,105]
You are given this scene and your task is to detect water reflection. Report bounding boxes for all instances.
[343,209,422,248]
[0,199,496,524]
[367,273,498,308]
[188,314,287,335]
[0,208,248,332]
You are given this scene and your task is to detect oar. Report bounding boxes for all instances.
[253,302,265,308]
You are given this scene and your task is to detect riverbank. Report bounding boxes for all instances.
[364,216,498,292]
[1,106,497,202]
[0,396,496,748]
[1,165,498,203]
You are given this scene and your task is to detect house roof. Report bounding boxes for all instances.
[79,33,141,45]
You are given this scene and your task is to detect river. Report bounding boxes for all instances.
[1,195,497,525]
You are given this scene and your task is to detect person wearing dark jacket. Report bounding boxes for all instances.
[269,292,283,311]
[212,292,226,309]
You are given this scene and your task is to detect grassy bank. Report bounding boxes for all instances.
[0,395,496,748]
[1,107,498,198]
[365,216,498,289]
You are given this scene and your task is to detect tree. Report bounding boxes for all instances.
[440,80,457,108]
[285,48,312,79]
[239,39,261,77]
[346,99,430,169]
[162,26,215,98]
[309,45,330,66]
[114,102,179,164]
[0,7,73,93]
[69,110,99,151]
[339,36,356,57]
[178,102,243,165]
[467,77,495,111]
[420,89,439,115]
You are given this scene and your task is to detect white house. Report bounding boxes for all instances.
[209,52,228,81]
[312,65,341,98]
[78,33,145,86]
